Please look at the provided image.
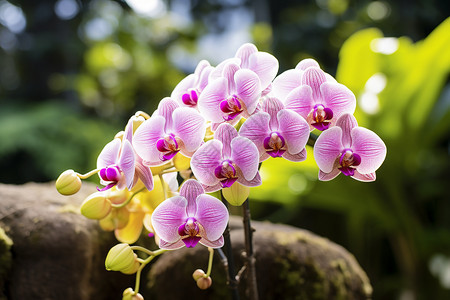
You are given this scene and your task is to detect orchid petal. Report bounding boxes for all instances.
[272,69,303,101]
[351,127,387,174]
[119,140,136,190]
[239,112,270,156]
[198,77,228,123]
[195,194,228,241]
[173,107,206,153]
[214,123,238,159]
[352,171,376,182]
[318,169,340,181]
[282,148,307,162]
[285,85,314,120]
[223,63,240,93]
[159,238,185,250]
[336,113,358,148]
[179,179,205,216]
[134,158,154,191]
[203,182,222,193]
[156,98,179,132]
[132,116,166,164]
[231,136,259,181]
[235,69,261,114]
[171,74,196,105]
[97,138,121,169]
[190,140,222,186]
[194,60,211,77]
[151,196,188,243]
[295,58,320,70]
[301,67,327,102]
[198,66,213,91]
[313,127,343,173]
[320,82,356,125]
[236,169,262,187]
[248,51,279,90]
[235,43,257,68]
[277,109,309,154]
[199,236,224,248]
[261,97,284,130]
[124,117,134,143]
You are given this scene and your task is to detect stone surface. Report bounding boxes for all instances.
[0,182,136,300]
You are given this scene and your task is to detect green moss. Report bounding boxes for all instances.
[0,227,13,300]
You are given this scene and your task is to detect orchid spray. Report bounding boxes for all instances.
[56,43,386,300]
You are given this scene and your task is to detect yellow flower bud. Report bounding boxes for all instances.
[196,276,212,290]
[80,192,112,220]
[221,182,250,206]
[105,243,139,274]
[106,188,130,205]
[55,169,82,196]
[99,206,130,231]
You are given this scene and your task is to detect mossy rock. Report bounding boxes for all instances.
[147,217,372,300]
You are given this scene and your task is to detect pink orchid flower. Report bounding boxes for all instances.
[313,113,387,181]
[151,179,229,249]
[96,116,155,192]
[132,97,206,166]
[171,60,214,109]
[190,123,261,192]
[210,43,279,93]
[197,61,262,128]
[239,97,310,162]
[283,66,356,131]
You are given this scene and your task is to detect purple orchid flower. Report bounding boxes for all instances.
[198,61,262,128]
[313,113,387,181]
[239,97,310,162]
[171,60,214,109]
[210,43,279,93]
[151,179,229,249]
[190,123,261,192]
[132,97,206,166]
[282,66,356,131]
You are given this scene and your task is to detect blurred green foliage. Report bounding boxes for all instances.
[0,0,449,299]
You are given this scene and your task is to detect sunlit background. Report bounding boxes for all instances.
[0,0,449,299]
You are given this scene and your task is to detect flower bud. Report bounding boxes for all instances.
[55,169,82,195]
[222,182,250,206]
[173,154,191,171]
[196,276,212,290]
[106,189,130,205]
[192,269,205,281]
[80,192,112,220]
[99,207,130,231]
[122,288,144,300]
[105,243,140,274]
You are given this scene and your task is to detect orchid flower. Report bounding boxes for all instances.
[132,97,206,166]
[151,179,229,249]
[190,123,261,192]
[198,61,262,129]
[239,97,310,162]
[171,60,214,109]
[210,43,279,93]
[313,113,387,181]
[283,66,356,131]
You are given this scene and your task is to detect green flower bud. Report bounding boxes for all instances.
[222,182,250,206]
[55,169,82,195]
[80,192,112,220]
[105,243,140,274]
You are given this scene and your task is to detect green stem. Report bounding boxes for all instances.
[205,247,214,277]
[134,249,168,294]
[111,187,146,209]
[159,174,168,200]
[307,132,318,147]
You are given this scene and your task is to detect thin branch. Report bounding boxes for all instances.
[242,199,258,300]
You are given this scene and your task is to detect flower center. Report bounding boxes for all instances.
[178,217,201,248]
[263,132,286,158]
[156,134,180,161]
[338,149,361,176]
[181,88,199,107]
[311,104,333,131]
[98,165,122,191]
[214,160,238,188]
[220,95,244,121]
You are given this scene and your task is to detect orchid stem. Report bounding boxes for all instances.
[205,247,214,277]
[111,187,145,209]
[221,190,240,300]
[134,248,167,294]
[159,174,168,200]
[242,199,258,300]
[307,132,318,147]
[76,169,100,179]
